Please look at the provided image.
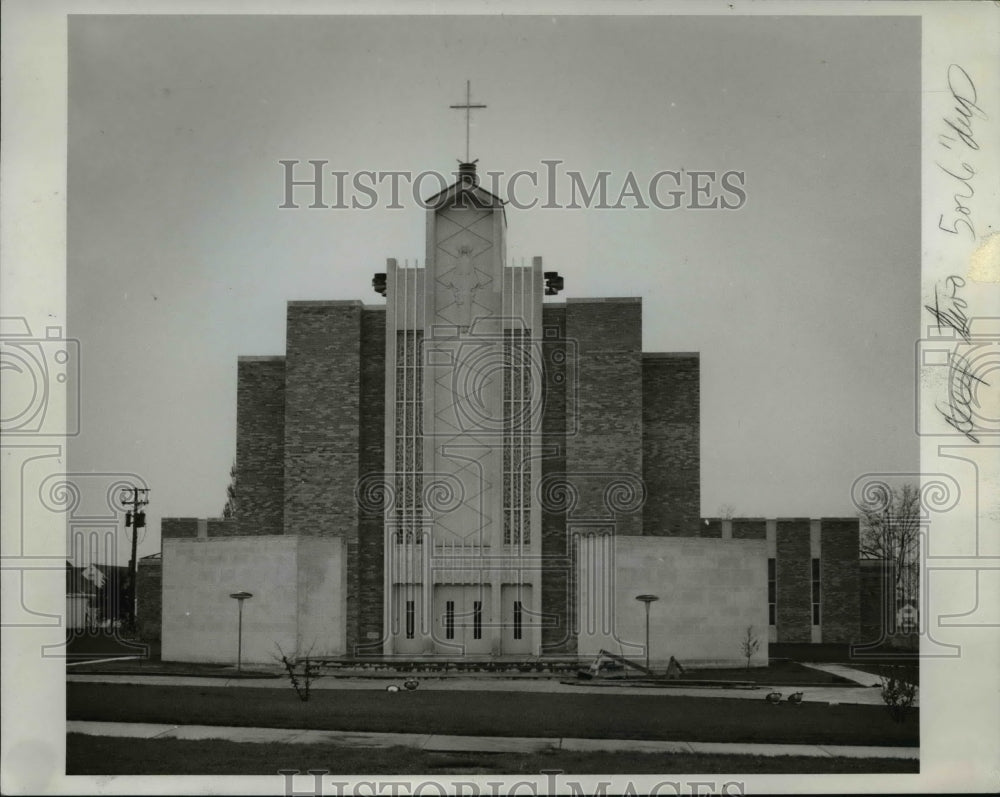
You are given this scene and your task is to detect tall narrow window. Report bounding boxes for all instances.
[767,558,776,626]
[445,600,455,640]
[473,601,482,640]
[405,600,415,639]
[513,600,523,640]
[811,558,821,626]
[503,328,532,545]
[394,330,424,545]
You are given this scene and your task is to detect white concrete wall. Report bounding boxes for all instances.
[578,535,769,668]
[162,535,344,664]
[296,536,346,657]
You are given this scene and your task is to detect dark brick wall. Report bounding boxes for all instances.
[236,357,286,536]
[207,518,239,537]
[776,519,812,642]
[733,519,767,540]
[284,301,362,535]
[356,308,386,654]
[161,518,198,538]
[699,518,722,539]
[820,518,860,643]
[859,559,892,645]
[642,354,700,536]
[540,306,573,653]
[565,299,643,537]
[284,300,363,654]
[136,558,162,641]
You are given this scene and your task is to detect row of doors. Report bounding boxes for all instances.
[392,585,533,656]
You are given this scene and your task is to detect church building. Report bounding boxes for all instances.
[154,159,862,667]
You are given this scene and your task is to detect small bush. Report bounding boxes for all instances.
[879,666,918,722]
[741,626,760,670]
[275,644,318,702]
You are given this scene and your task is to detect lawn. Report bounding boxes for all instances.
[67,657,846,685]
[67,683,918,747]
[66,734,919,775]
[673,660,852,686]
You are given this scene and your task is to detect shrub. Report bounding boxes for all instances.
[740,626,760,670]
[879,666,918,722]
[275,644,318,702]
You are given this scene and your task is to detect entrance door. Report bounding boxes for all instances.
[393,585,425,655]
[432,585,492,656]
[500,584,533,655]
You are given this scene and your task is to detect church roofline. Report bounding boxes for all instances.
[288,299,365,307]
[565,297,642,304]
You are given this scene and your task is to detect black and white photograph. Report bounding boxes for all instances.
[1,1,998,794]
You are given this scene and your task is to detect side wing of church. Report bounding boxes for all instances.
[156,163,861,667]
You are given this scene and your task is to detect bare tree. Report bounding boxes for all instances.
[222,460,237,519]
[740,625,760,670]
[858,482,920,615]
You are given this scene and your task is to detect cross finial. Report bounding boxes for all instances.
[449,80,487,163]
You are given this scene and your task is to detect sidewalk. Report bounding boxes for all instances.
[67,720,919,760]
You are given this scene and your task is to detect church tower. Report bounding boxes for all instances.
[383,161,544,656]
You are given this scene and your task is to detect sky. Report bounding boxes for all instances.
[66,14,921,564]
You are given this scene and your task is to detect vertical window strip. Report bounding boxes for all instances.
[513,600,523,640]
[473,600,482,640]
[503,325,531,545]
[767,558,776,626]
[394,330,424,543]
[811,558,821,626]
[405,600,415,639]
[445,600,455,640]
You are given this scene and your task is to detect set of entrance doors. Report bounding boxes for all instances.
[391,584,534,655]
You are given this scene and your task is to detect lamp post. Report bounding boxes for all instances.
[636,594,659,671]
[229,591,253,672]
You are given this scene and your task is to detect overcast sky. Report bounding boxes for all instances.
[67,14,921,563]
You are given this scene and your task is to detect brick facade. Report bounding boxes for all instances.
[136,557,162,641]
[776,518,812,642]
[859,559,893,645]
[699,518,722,538]
[161,517,199,538]
[564,299,644,537]
[236,357,285,536]
[540,306,572,653]
[733,519,767,540]
[642,354,700,536]
[356,307,386,653]
[283,301,362,537]
[207,518,239,537]
[819,518,860,643]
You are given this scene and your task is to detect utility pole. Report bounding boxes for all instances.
[119,486,150,633]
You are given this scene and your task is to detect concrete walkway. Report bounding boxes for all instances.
[67,671,898,706]
[800,663,885,687]
[67,720,919,760]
